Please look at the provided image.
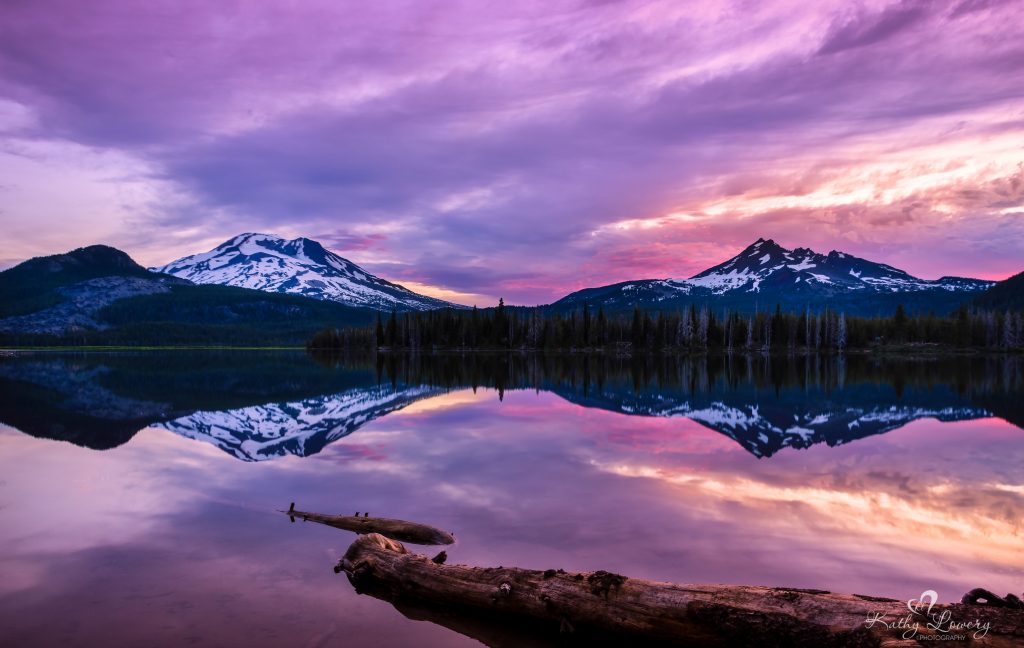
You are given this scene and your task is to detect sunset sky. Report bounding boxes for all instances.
[1,0,1022,305]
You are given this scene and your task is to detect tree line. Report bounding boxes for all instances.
[308,300,1024,353]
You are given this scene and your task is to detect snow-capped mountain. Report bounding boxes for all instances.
[549,380,993,458]
[153,383,446,461]
[553,238,994,316]
[684,238,988,294]
[152,233,457,311]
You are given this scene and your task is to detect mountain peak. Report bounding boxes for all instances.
[222,232,289,248]
[9,244,150,279]
[232,231,275,240]
[153,233,456,311]
[59,245,144,270]
[740,238,787,255]
[219,232,277,246]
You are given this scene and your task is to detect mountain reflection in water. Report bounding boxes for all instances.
[0,351,1020,460]
[1,350,1022,647]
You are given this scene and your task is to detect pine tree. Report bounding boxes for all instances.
[631,306,644,350]
[956,305,970,347]
[697,307,709,348]
[1005,311,1019,349]
[494,298,507,347]
[582,302,591,348]
[837,313,847,352]
[894,304,907,342]
[386,309,398,347]
[679,307,693,347]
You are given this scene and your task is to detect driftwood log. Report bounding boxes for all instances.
[337,533,1024,647]
[282,503,454,545]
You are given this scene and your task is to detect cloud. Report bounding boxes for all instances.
[0,0,1022,302]
[817,1,930,55]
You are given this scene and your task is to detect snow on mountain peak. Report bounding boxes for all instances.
[679,240,993,296]
[152,233,457,311]
[553,238,995,314]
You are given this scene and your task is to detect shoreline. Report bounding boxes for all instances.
[0,345,306,353]
[1,344,1021,356]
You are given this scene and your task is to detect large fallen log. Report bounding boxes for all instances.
[282,503,454,545]
[337,533,1024,647]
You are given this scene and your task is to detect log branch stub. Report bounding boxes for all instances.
[281,504,454,545]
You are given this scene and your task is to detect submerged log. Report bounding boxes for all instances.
[337,533,1024,647]
[282,503,454,545]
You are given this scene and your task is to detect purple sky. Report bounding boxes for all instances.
[1,0,1022,305]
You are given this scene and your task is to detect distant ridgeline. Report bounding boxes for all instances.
[310,300,1024,353]
[0,236,1019,347]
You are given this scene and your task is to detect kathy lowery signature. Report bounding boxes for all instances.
[864,590,992,641]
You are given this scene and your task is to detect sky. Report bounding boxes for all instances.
[0,0,1022,306]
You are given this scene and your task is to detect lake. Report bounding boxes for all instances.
[0,351,1021,646]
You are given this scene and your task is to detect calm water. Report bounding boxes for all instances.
[0,351,1022,647]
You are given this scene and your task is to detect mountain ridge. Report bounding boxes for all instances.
[974,270,1024,312]
[0,245,158,318]
[0,244,377,344]
[552,238,995,316]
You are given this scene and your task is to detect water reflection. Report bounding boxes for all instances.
[0,351,1020,459]
[0,351,1021,646]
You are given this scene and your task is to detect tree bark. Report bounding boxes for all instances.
[337,533,1024,647]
